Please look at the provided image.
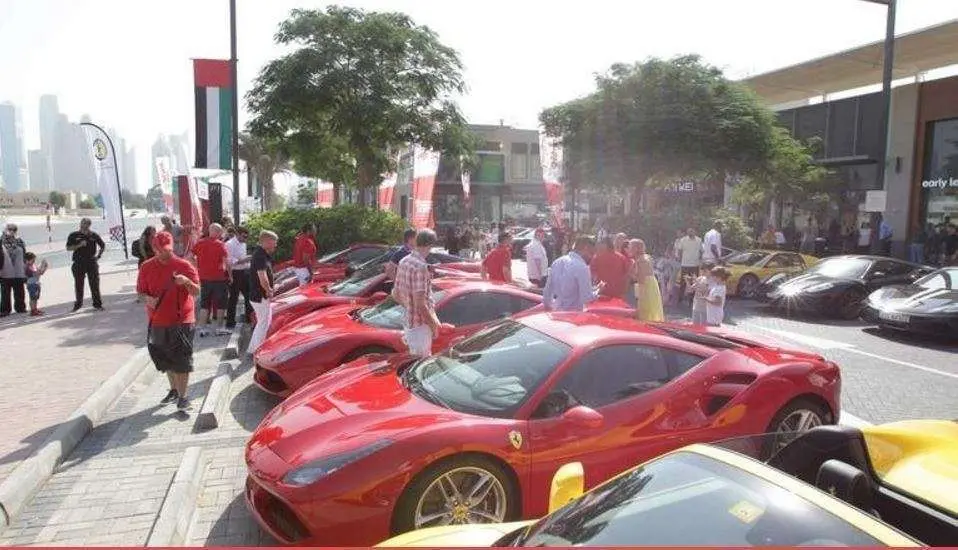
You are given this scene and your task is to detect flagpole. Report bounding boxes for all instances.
[80,122,129,260]
[229,0,241,226]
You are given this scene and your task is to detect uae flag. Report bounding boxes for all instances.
[193,59,233,170]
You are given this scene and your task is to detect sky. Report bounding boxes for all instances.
[1,0,957,194]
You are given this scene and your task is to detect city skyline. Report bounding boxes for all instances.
[1,0,957,195]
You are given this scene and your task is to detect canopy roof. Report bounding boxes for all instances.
[740,18,958,106]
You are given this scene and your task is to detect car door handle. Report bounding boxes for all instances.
[706,383,748,398]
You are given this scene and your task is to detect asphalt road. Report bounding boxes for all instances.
[722,298,958,425]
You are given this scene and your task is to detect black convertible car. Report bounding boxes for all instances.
[860,267,958,336]
[756,255,935,319]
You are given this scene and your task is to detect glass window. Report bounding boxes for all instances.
[514,451,883,546]
[402,321,570,418]
[726,251,766,266]
[920,118,958,227]
[916,272,948,290]
[665,350,705,377]
[317,248,347,264]
[807,257,871,279]
[327,268,383,297]
[539,345,672,416]
[346,246,386,265]
[357,290,447,329]
[437,292,537,327]
[475,153,505,183]
[869,260,912,278]
[511,152,528,180]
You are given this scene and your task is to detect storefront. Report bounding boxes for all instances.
[912,77,958,231]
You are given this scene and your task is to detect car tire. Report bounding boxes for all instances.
[838,288,866,320]
[392,454,519,535]
[762,398,829,459]
[341,345,396,363]
[737,274,760,299]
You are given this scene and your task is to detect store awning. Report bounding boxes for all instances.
[740,18,958,106]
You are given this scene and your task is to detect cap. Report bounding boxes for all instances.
[153,231,174,252]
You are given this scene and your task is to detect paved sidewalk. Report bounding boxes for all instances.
[0,259,145,488]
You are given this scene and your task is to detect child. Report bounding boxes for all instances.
[688,262,714,325]
[705,266,731,327]
[24,252,49,316]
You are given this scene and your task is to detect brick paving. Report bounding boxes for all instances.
[0,259,145,487]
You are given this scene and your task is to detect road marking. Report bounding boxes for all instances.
[743,324,958,381]
[839,411,873,427]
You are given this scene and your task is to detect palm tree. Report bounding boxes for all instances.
[238,132,291,211]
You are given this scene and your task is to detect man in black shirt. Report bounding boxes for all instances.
[66,218,106,312]
[384,229,417,280]
[247,230,277,355]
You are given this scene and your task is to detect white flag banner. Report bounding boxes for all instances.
[81,124,126,245]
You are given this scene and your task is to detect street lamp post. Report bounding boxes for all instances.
[861,0,897,193]
[229,0,241,226]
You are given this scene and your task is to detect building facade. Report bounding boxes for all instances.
[0,102,28,192]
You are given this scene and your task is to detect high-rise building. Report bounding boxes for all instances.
[0,102,28,192]
[123,146,138,192]
[53,115,96,194]
[28,149,51,192]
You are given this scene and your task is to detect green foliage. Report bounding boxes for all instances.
[296,180,318,206]
[238,132,291,211]
[540,55,794,195]
[247,5,476,204]
[78,198,96,210]
[610,206,754,256]
[145,185,165,212]
[245,204,405,261]
[120,189,149,210]
[48,191,67,208]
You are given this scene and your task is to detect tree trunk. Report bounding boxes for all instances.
[332,183,341,206]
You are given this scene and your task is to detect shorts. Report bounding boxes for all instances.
[200,280,229,310]
[148,324,195,373]
[27,283,41,301]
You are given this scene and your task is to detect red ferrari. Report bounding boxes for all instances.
[268,263,478,337]
[245,312,841,546]
[273,243,391,295]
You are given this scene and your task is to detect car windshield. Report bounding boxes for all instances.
[317,248,346,264]
[356,290,447,329]
[514,450,883,547]
[807,258,872,279]
[327,265,384,297]
[725,251,767,266]
[915,268,958,290]
[403,321,570,418]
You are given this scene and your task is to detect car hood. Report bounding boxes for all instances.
[251,355,470,464]
[772,272,854,293]
[867,285,958,313]
[375,521,533,547]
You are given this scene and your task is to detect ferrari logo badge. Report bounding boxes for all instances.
[508,431,522,449]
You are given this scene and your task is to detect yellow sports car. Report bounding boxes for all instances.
[725,250,820,298]
[378,420,957,547]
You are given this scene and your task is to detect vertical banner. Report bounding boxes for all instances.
[411,146,440,229]
[193,59,234,170]
[176,175,203,252]
[208,182,223,223]
[316,181,335,208]
[539,130,565,228]
[155,157,174,214]
[81,124,126,247]
[378,172,397,212]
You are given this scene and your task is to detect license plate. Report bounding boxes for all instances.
[879,311,910,323]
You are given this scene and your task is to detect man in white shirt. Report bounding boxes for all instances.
[525,228,549,288]
[702,221,723,263]
[225,227,252,328]
[676,227,703,308]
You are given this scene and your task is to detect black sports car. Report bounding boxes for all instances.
[860,267,958,336]
[756,255,935,319]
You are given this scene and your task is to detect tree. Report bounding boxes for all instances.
[120,189,149,210]
[238,132,291,211]
[247,5,476,206]
[540,55,787,207]
[94,193,104,208]
[78,198,96,209]
[48,191,67,209]
[296,180,318,206]
[145,185,165,212]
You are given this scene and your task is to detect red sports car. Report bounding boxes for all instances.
[273,243,391,294]
[268,263,478,337]
[245,312,841,546]
[254,279,630,397]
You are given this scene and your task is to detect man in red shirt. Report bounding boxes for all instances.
[590,236,630,299]
[137,231,201,412]
[481,232,513,283]
[192,223,231,337]
[292,223,317,286]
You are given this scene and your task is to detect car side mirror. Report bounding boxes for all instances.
[548,462,585,514]
[561,405,604,429]
[370,291,388,302]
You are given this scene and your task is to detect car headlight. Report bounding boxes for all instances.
[804,282,835,293]
[272,295,308,314]
[282,439,393,486]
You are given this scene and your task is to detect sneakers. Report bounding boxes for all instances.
[160,389,178,404]
[197,327,211,337]
[72,304,81,312]
[30,310,44,316]
[177,397,192,411]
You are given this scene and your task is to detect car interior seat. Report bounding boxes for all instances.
[816,459,879,517]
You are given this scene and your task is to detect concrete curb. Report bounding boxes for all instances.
[146,446,205,547]
[194,362,234,432]
[0,347,153,532]
[222,324,244,360]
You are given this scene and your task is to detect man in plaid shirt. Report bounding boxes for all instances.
[392,229,443,356]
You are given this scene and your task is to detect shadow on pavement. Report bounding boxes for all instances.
[206,493,274,546]
[862,327,958,353]
[229,384,280,433]
[44,294,145,348]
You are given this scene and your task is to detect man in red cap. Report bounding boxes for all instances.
[137,231,201,411]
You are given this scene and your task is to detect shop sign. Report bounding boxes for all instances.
[921,177,958,189]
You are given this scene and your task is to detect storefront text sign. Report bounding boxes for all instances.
[922,177,958,189]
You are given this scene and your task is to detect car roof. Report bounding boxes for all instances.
[820,254,923,267]
[431,278,542,298]
[516,311,670,348]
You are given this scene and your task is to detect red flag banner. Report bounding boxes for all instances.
[316,181,335,208]
[539,131,565,228]
[410,146,440,229]
[378,171,397,212]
